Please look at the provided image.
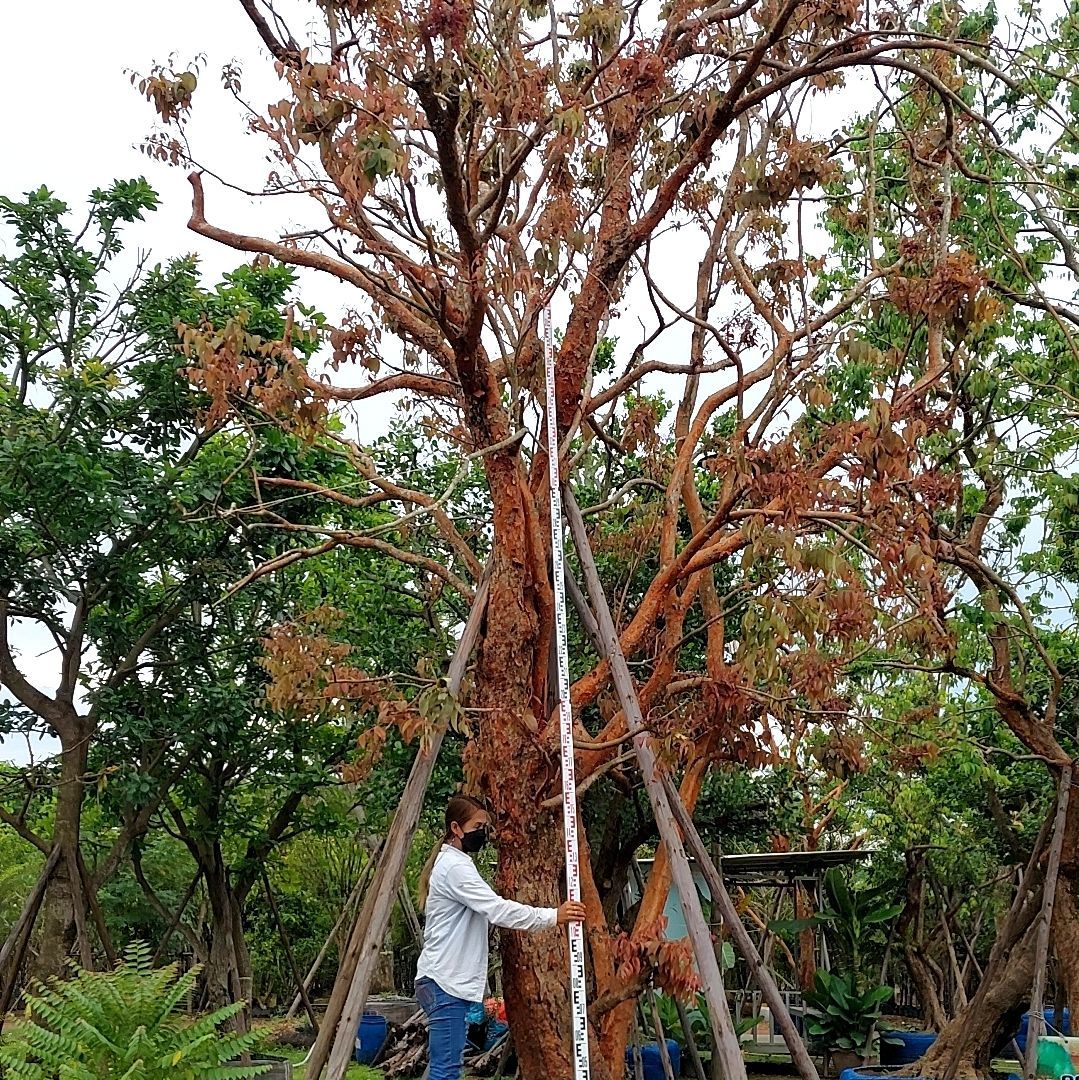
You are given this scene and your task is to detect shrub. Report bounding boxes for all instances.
[0,942,267,1079]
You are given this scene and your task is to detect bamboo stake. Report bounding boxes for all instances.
[660,773,821,1080]
[65,846,93,970]
[630,1018,647,1080]
[151,869,203,966]
[318,568,492,1079]
[0,846,62,1029]
[398,880,423,945]
[1024,767,1072,1080]
[285,856,374,1021]
[0,919,35,1022]
[77,850,117,967]
[648,992,677,1080]
[262,867,320,1032]
[0,846,60,976]
[676,994,710,1080]
[563,488,747,1080]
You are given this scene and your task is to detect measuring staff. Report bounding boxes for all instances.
[415,795,586,1080]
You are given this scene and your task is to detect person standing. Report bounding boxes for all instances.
[415,795,586,1080]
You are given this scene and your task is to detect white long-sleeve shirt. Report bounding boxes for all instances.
[415,845,557,1002]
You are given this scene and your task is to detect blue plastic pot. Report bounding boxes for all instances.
[840,1067,921,1080]
[1014,1009,1072,1054]
[626,1039,682,1080]
[354,1012,389,1065]
[880,1029,937,1066]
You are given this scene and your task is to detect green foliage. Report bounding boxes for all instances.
[646,990,756,1049]
[770,867,902,985]
[0,943,267,1079]
[803,970,893,1056]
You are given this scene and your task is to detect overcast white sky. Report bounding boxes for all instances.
[0,0,847,764]
[3,0,1030,765]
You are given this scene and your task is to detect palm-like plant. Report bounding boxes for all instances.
[803,971,894,1058]
[0,943,268,1079]
[771,867,903,992]
[770,868,903,1060]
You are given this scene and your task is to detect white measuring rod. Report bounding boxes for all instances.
[543,304,591,1080]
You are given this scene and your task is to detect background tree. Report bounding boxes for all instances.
[0,182,351,982]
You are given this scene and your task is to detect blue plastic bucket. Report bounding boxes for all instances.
[1015,1010,1072,1053]
[627,1040,682,1080]
[354,1012,389,1064]
[880,1029,937,1066]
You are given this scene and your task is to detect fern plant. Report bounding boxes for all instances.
[0,942,268,1079]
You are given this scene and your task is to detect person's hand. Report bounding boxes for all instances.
[556,900,587,925]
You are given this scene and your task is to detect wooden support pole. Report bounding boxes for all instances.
[676,994,709,1080]
[630,1018,647,1080]
[151,869,203,966]
[648,991,677,1080]
[77,850,117,967]
[563,488,747,1080]
[0,846,60,976]
[262,866,320,1033]
[0,917,36,1023]
[316,568,492,1079]
[286,855,374,1021]
[660,773,822,1080]
[398,880,423,946]
[1024,767,1072,1080]
[0,846,61,1030]
[65,846,94,971]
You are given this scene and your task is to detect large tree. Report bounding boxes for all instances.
[135,0,1079,1075]
[0,184,339,980]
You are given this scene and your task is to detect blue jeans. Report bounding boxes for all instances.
[416,976,471,1080]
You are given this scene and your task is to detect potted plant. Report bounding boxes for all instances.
[803,970,894,1075]
[771,868,903,1075]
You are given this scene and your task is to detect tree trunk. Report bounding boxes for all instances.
[796,884,816,992]
[201,842,250,1030]
[1053,784,1079,1015]
[904,942,948,1033]
[1055,873,1079,1016]
[36,729,89,980]
[467,457,617,1080]
[899,857,948,1032]
[911,797,1068,1080]
[913,924,1037,1080]
[498,816,598,1080]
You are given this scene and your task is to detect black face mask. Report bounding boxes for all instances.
[460,825,488,854]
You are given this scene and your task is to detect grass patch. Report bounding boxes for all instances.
[252,1019,383,1078]
[270,1045,383,1078]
